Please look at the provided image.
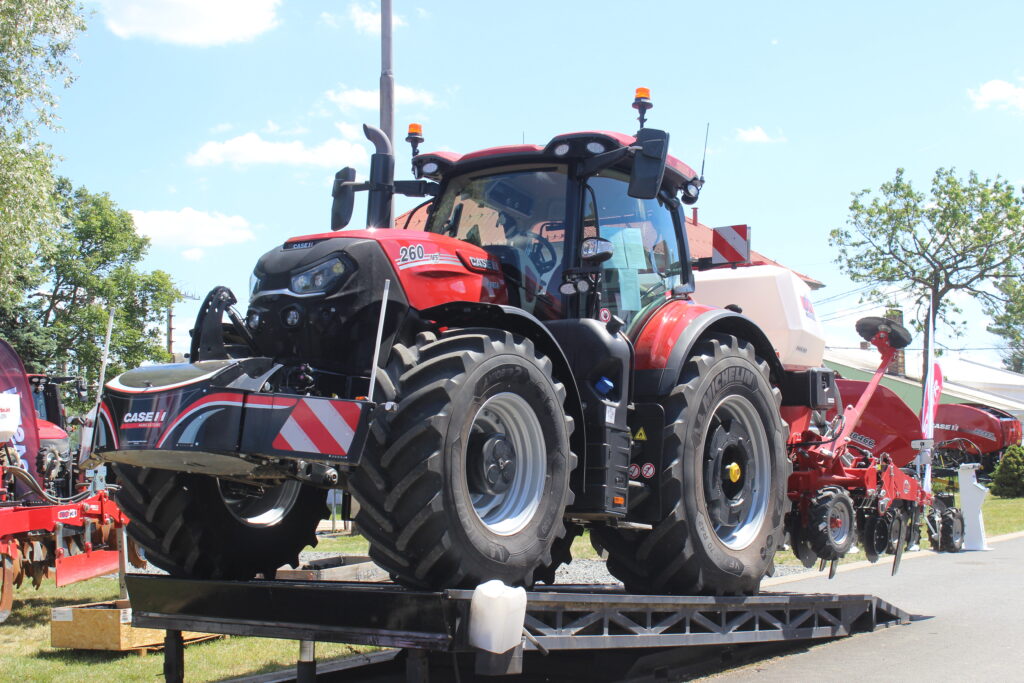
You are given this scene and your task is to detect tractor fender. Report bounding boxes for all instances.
[420,302,586,456]
[632,300,784,399]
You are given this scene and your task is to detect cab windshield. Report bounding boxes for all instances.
[426,166,569,319]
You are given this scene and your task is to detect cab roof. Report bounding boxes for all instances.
[414,130,697,187]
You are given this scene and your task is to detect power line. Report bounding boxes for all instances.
[812,282,875,306]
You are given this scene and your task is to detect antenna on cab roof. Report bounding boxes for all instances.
[699,122,709,188]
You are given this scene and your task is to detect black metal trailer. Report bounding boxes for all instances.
[125,573,909,682]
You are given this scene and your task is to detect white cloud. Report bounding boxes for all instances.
[187,132,368,168]
[968,79,1024,112]
[96,0,281,47]
[348,3,406,35]
[326,84,436,111]
[335,122,363,139]
[210,122,233,133]
[262,120,280,134]
[319,11,340,28]
[131,208,255,249]
[736,126,787,143]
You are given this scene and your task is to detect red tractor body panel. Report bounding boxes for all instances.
[37,418,67,442]
[286,229,509,310]
[632,300,718,371]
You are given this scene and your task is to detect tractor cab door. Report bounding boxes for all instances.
[427,165,570,320]
[583,170,691,327]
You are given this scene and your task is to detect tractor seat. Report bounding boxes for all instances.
[855,316,913,349]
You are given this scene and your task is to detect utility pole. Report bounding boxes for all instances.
[380,0,395,227]
[167,292,201,357]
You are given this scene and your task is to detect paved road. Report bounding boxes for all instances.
[712,534,1024,681]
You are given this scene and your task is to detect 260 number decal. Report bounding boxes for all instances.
[398,244,427,263]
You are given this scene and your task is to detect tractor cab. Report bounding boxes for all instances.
[417,132,697,328]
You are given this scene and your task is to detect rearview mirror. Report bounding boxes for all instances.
[331,167,357,230]
[581,237,615,263]
[628,128,669,200]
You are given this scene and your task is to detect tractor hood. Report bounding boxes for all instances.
[244,230,507,375]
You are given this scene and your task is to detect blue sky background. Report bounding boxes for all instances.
[41,1,1024,362]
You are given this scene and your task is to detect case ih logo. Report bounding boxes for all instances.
[122,411,168,428]
[468,256,500,271]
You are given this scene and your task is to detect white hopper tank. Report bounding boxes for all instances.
[692,264,825,369]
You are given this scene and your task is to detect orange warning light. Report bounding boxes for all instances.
[634,87,651,100]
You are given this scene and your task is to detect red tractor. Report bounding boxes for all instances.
[0,339,132,622]
[94,92,954,595]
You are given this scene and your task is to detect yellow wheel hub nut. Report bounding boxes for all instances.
[726,462,741,483]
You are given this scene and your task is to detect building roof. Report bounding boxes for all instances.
[825,347,1024,419]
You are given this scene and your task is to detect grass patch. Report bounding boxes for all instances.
[977,494,1024,536]
[2,574,370,681]
[312,532,370,555]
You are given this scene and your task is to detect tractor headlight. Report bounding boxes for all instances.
[290,258,348,295]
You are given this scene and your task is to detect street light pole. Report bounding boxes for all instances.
[380,0,395,227]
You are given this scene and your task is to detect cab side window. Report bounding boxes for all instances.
[585,172,683,324]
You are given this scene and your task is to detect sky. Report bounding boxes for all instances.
[40,0,1024,364]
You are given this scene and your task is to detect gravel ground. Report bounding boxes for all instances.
[128,550,813,583]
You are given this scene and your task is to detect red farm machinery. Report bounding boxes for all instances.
[92,91,966,597]
[0,339,137,622]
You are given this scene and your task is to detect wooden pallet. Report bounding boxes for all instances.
[50,599,218,652]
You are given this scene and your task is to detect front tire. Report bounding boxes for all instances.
[593,334,789,595]
[807,488,856,561]
[350,328,576,589]
[940,507,965,552]
[111,465,328,578]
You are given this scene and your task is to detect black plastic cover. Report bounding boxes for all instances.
[781,367,839,410]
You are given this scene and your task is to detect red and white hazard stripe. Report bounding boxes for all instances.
[712,224,750,265]
[272,398,362,456]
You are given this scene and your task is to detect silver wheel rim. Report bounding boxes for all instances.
[467,392,546,536]
[829,499,852,545]
[218,479,301,527]
[702,394,770,550]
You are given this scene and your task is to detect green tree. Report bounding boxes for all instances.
[986,279,1024,372]
[0,0,86,306]
[3,179,181,398]
[830,168,1024,380]
[990,444,1024,498]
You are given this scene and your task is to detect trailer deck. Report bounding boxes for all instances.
[125,573,910,681]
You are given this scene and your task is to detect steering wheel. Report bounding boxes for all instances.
[526,232,558,275]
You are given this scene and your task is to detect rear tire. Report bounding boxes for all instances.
[592,334,789,595]
[349,328,576,589]
[112,465,327,579]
